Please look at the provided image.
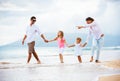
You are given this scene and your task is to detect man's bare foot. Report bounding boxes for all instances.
[90,56,93,62]
[27,62,29,64]
[37,61,41,64]
[95,60,101,63]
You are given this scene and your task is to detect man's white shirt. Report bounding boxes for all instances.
[25,24,42,43]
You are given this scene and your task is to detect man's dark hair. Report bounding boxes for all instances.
[86,17,94,21]
[30,16,36,20]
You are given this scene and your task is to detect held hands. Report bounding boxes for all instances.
[44,39,48,43]
[101,34,104,37]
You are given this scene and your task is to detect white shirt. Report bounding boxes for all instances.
[74,43,83,56]
[84,21,103,41]
[25,24,42,43]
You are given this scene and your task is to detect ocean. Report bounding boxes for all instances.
[0,33,120,60]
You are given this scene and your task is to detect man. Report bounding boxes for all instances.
[22,16,48,64]
[77,17,104,63]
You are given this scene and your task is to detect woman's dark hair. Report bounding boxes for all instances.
[30,16,36,20]
[86,17,94,21]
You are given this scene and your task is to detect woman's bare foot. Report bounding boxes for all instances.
[95,60,101,63]
[90,56,93,62]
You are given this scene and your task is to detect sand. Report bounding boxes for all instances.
[98,60,120,81]
[102,60,120,69]
[99,75,120,81]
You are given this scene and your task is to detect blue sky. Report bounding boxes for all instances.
[0,0,120,45]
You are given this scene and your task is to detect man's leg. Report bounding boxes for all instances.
[27,53,32,63]
[33,51,41,64]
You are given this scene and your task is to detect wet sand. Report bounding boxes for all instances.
[102,60,120,69]
[0,50,120,81]
[98,60,120,81]
[99,75,120,81]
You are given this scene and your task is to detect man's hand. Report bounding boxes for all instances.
[22,40,24,45]
[22,35,27,45]
[76,26,84,29]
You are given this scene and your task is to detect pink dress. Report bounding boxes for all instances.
[57,37,65,48]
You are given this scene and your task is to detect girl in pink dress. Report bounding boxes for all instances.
[48,31,67,63]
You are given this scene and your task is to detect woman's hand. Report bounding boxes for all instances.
[101,34,104,37]
[76,26,84,29]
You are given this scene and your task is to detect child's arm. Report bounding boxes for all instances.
[48,37,58,42]
[68,44,75,48]
[64,40,68,47]
[80,42,87,47]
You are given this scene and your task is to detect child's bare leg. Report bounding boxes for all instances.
[78,56,82,63]
[27,53,32,63]
[59,54,64,63]
[33,51,41,64]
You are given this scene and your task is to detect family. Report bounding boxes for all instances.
[22,16,104,64]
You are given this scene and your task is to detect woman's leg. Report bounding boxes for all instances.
[95,38,103,63]
[90,38,96,62]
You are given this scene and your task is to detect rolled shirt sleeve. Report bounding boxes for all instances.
[83,22,96,28]
[36,26,43,35]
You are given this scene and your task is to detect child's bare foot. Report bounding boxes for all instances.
[95,60,101,63]
[79,60,82,63]
[90,56,93,62]
[61,61,64,63]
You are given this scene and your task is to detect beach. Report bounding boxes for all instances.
[98,60,120,81]
[0,49,120,81]
[99,74,120,81]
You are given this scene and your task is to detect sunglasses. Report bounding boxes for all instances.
[32,19,36,22]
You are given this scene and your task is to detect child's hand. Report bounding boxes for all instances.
[68,46,71,48]
[101,34,104,37]
[44,39,48,43]
[67,45,70,48]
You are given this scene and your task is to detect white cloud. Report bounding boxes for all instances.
[0,2,28,11]
[0,0,120,45]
